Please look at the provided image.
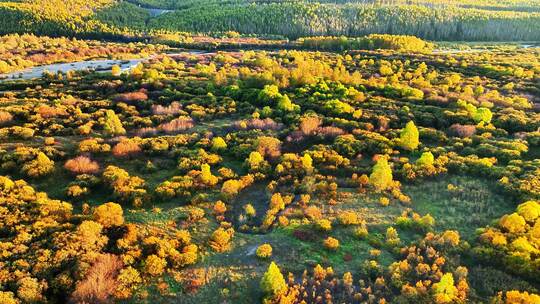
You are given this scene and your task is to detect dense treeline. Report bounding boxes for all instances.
[95,1,152,29]
[297,34,434,52]
[149,3,540,40]
[127,0,540,11]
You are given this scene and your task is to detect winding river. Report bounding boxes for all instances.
[0,51,208,82]
[0,58,144,81]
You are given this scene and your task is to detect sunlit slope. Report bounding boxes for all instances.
[0,0,123,37]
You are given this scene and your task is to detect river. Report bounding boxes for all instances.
[0,51,208,82]
[0,58,144,81]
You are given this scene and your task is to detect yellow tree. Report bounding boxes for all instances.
[93,202,124,228]
[369,157,393,191]
[260,262,287,298]
[103,110,125,137]
[399,121,420,151]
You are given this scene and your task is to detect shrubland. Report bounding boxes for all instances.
[0,33,539,303]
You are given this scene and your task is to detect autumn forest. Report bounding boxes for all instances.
[0,0,539,304]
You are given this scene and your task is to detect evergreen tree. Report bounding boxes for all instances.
[369,157,393,191]
[399,121,420,151]
[103,109,126,136]
[260,261,287,298]
[416,151,434,167]
[211,136,227,151]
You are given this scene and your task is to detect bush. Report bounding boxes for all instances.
[316,219,332,231]
[449,124,476,138]
[152,102,182,115]
[112,140,142,157]
[323,237,340,250]
[115,267,142,299]
[0,111,13,125]
[399,121,420,151]
[211,136,227,151]
[115,91,148,103]
[256,244,273,259]
[103,110,126,136]
[337,211,359,225]
[158,117,194,133]
[93,202,124,228]
[256,136,282,159]
[17,277,42,303]
[22,152,54,177]
[144,255,167,276]
[209,228,234,252]
[0,292,17,304]
[70,254,123,303]
[64,156,100,174]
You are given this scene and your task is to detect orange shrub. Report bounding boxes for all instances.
[115,91,148,103]
[300,116,322,135]
[0,111,12,125]
[209,227,234,252]
[158,117,195,133]
[112,140,142,157]
[304,205,322,220]
[64,156,100,174]
[337,211,359,225]
[213,201,227,215]
[70,254,123,303]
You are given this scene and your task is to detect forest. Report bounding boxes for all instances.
[0,0,539,304]
[1,0,540,41]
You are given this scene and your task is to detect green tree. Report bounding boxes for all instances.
[473,107,493,124]
[416,151,434,167]
[260,262,287,297]
[399,121,420,151]
[277,94,298,112]
[103,109,126,136]
[369,157,393,191]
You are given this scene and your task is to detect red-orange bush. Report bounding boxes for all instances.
[70,254,123,304]
[115,91,148,103]
[449,124,476,138]
[112,141,142,157]
[0,111,13,124]
[64,156,100,174]
[158,117,195,133]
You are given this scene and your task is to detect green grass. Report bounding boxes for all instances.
[123,173,515,303]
